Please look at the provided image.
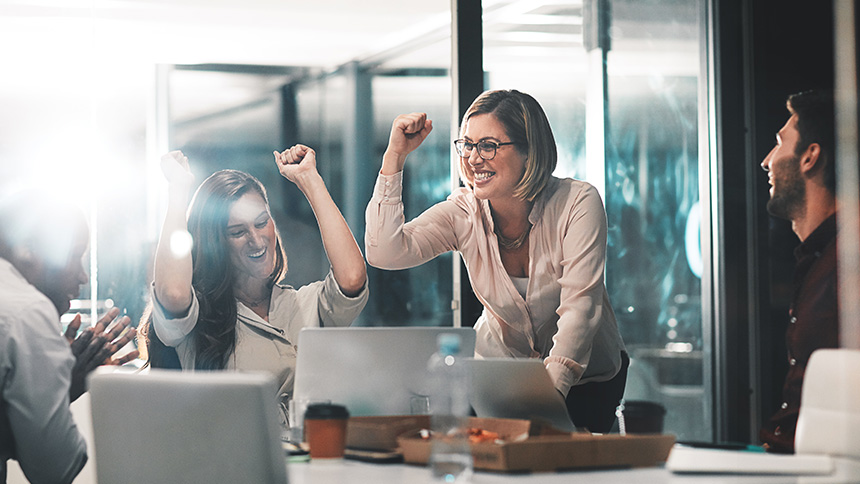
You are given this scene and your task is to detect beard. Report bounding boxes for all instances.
[766,154,806,220]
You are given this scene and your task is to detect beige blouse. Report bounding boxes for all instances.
[151,270,369,398]
[365,172,624,396]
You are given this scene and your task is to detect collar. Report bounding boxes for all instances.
[477,176,560,230]
[235,286,288,341]
[795,213,837,261]
[0,257,27,285]
[528,177,560,225]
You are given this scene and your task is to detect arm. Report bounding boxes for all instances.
[274,145,366,297]
[365,112,462,269]
[152,151,195,315]
[3,305,87,484]
[380,112,433,175]
[544,186,613,396]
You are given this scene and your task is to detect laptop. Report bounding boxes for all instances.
[88,369,288,484]
[293,327,476,416]
[466,358,577,432]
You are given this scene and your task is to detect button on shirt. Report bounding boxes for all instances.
[759,214,839,453]
[0,258,87,484]
[365,172,625,396]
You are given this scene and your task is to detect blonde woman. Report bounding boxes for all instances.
[365,89,627,432]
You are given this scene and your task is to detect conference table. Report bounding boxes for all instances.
[286,458,860,484]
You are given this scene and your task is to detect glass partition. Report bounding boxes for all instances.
[483,0,709,441]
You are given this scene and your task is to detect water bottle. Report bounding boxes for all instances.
[427,333,473,482]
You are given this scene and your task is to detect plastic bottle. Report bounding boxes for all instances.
[427,333,473,482]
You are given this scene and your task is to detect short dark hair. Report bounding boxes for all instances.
[0,188,87,267]
[786,90,836,194]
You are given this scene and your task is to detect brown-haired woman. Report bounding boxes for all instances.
[365,89,627,433]
[144,145,368,399]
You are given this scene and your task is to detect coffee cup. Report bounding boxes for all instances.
[304,403,350,459]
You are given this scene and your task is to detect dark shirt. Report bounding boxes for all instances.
[759,214,840,453]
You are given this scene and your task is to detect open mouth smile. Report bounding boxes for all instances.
[474,170,496,183]
[248,247,267,259]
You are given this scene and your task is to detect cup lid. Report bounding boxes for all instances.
[305,403,349,419]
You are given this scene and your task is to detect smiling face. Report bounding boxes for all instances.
[225,191,277,283]
[23,215,90,315]
[459,113,527,203]
[761,114,806,220]
[39,228,89,315]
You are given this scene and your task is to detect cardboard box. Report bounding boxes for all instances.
[397,417,675,473]
[346,415,430,451]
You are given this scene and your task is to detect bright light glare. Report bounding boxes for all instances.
[665,342,693,353]
[170,230,193,258]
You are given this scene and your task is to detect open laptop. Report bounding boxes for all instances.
[293,327,476,416]
[89,369,288,484]
[466,358,577,432]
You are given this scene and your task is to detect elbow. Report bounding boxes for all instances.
[154,285,192,315]
[366,249,381,269]
[339,266,367,298]
[365,247,394,270]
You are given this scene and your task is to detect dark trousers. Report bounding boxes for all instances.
[565,351,629,433]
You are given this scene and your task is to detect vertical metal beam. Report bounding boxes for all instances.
[710,0,757,443]
[279,83,299,151]
[835,0,860,350]
[147,64,172,243]
[451,0,484,328]
[583,0,611,200]
[343,61,374,241]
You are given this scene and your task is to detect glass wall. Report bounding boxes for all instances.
[483,0,708,441]
[365,74,453,326]
[4,0,715,442]
[289,36,454,326]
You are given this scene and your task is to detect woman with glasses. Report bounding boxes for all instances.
[365,89,627,433]
[141,145,368,399]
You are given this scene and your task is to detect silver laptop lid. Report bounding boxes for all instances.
[294,327,476,416]
[89,369,288,484]
[466,358,576,432]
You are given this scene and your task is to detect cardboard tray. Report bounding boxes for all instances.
[346,415,430,451]
[397,417,675,473]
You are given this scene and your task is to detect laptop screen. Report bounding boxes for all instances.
[293,327,476,416]
[89,369,288,484]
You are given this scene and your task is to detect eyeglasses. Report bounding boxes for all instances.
[453,139,518,161]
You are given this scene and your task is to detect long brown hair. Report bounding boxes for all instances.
[143,169,287,370]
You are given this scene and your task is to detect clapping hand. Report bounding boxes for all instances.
[65,307,139,402]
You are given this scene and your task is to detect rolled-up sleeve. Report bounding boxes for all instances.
[544,186,612,396]
[316,269,369,328]
[149,282,199,347]
[365,171,460,270]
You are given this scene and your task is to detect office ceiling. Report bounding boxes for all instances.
[0,0,698,178]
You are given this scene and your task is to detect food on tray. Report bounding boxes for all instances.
[417,427,504,444]
[467,428,501,443]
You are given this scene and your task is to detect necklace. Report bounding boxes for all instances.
[495,223,531,251]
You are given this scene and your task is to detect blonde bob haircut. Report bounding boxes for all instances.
[458,89,557,202]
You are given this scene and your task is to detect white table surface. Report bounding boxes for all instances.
[286,459,860,484]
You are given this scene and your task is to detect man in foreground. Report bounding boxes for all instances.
[0,189,138,483]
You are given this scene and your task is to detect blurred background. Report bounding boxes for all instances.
[1,0,708,442]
